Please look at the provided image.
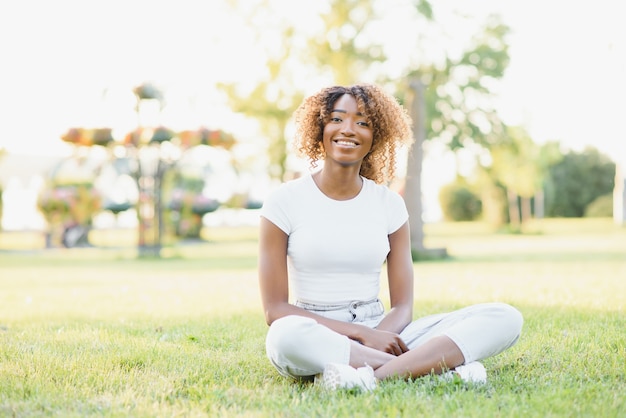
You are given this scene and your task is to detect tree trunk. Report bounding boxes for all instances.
[534,188,544,219]
[614,162,626,225]
[404,79,425,252]
[520,196,532,225]
[404,79,447,260]
[507,189,520,230]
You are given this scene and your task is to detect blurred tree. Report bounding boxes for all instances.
[546,147,615,217]
[220,73,299,181]
[399,12,511,252]
[310,2,511,253]
[219,0,392,181]
[308,0,384,85]
[477,138,561,229]
[220,0,511,256]
[488,128,560,230]
[402,14,509,152]
[218,1,306,180]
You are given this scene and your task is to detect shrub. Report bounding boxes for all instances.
[546,147,615,217]
[438,182,482,221]
[584,193,613,217]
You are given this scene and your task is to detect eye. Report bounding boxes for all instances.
[357,120,370,127]
[330,117,342,123]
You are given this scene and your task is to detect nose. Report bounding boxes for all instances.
[340,119,356,136]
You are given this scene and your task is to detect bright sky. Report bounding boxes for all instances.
[483,0,626,162]
[1,0,624,161]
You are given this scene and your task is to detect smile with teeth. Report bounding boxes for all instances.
[334,139,358,147]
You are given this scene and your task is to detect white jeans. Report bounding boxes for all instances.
[265,302,523,378]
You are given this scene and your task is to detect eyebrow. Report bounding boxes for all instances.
[331,108,365,116]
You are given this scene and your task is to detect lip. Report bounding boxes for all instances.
[333,138,360,147]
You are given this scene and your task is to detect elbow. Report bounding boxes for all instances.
[264,307,280,326]
[264,302,291,326]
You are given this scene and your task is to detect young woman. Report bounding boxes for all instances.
[258,84,523,391]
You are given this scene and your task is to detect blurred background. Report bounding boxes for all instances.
[0,0,623,253]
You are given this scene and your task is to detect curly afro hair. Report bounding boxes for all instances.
[292,84,413,184]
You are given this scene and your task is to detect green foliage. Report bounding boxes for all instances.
[219,0,511,252]
[415,0,434,19]
[473,171,508,227]
[218,1,306,180]
[546,147,615,217]
[481,130,561,229]
[490,128,543,198]
[438,181,482,221]
[308,0,385,86]
[221,0,509,181]
[585,193,613,218]
[407,14,510,150]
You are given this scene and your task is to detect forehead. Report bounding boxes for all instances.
[331,94,364,114]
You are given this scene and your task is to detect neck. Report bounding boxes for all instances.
[313,166,363,200]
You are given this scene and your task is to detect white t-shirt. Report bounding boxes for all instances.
[261,173,408,305]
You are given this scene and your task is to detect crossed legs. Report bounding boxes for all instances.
[265,303,523,380]
[348,335,465,380]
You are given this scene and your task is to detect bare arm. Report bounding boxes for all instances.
[258,217,375,338]
[377,221,414,334]
[350,221,414,355]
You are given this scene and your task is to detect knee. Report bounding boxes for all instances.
[266,315,317,356]
[492,302,524,339]
[500,303,523,328]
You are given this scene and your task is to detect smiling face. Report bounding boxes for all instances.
[321,94,373,168]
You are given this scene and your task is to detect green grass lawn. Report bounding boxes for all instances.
[1,219,625,417]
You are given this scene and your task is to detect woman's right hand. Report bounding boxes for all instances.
[354,326,409,356]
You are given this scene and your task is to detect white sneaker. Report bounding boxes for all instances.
[315,363,377,392]
[446,361,487,383]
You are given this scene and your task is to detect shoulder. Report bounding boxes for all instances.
[362,177,405,204]
[262,174,314,213]
[361,178,408,232]
[261,175,314,233]
[267,174,312,201]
